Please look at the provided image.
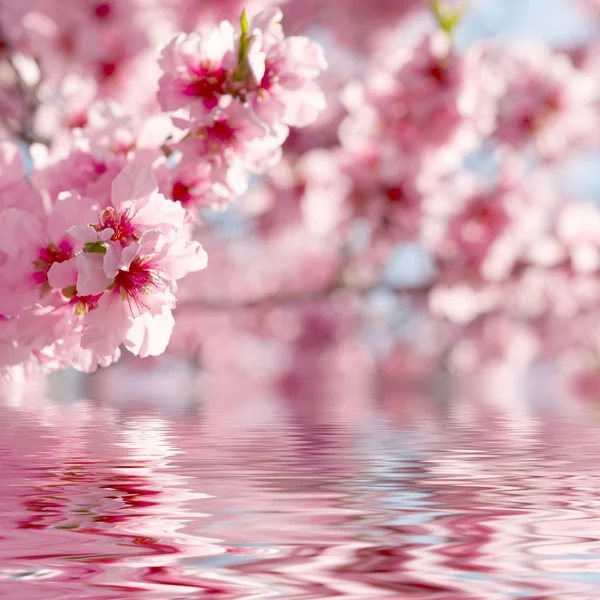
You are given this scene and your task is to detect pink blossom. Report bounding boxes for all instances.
[245,8,328,128]
[22,0,149,89]
[33,148,125,206]
[60,164,209,364]
[555,201,600,273]
[168,102,287,201]
[32,74,98,139]
[32,102,169,207]
[154,7,327,214]
[157,22,236,116]
[172,102,274,166]
[77,231,206,361]
[0,159,206,372]
[339,29,499,192]
[0,191,101,370]
[446,189,511,270]
[155,156,220,211]
[156,5,329,134]
[0,190,99,317]
[6,0,600,385]
[488,42,600,159]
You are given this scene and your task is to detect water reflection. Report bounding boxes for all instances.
[2,379,600,598]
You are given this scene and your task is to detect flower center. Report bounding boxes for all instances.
[32,241,73,286]
[427,63,447,84]
[93,207,138,245]
[112,258,162,313]
[384,186,406,204]
[468,202,496,225]
[171,181,193,205]
[94,3,112,19]
[99,60,120,80]
[68,111,88,129]
[72,294,102,317]
[182,67,227,109]
[207,119,236,142]
[92,161,107,178]
[260,62,278,91]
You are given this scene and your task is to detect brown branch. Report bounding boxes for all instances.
[0,31,48,146]
[175,279,432,313]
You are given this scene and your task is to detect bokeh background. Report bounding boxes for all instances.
[15,0,593,411]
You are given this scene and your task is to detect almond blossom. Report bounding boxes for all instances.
[4,0,600,390]
[157,9,327,129]
[244,8,328,129]
[487,42,600,160]
[157,21,237,117]
[156,8,327,204]
[57,164,208,365]
[0,159,207,373]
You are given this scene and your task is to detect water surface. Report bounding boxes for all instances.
[2,383,600,599]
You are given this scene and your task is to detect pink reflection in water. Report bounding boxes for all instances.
[2,382,600,598]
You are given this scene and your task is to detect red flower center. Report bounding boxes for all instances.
[183,67,227,110]
[100,62,118,80]
[94,3,112,19]
[32,241,73,286]
[172,181,193,205]
[428,63,447,83]
[68,111,89,129]
[385,186,406,204]
[208,119,236,142]
[72,294,103,316]
[260,61,278,91]
[113,258,162,313]
[94,207,138,245]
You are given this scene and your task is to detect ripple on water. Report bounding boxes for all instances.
[2,394,600,598]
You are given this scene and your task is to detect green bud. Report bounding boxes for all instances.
[84,241,107,255]
[234,8,255,81]
[240,8,249,38]
[430,0,466,35]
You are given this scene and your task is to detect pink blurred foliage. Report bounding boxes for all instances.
[0,0,599,405]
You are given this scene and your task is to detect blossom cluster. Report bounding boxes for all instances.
[163,0,600,398]
[156,8,327,208]
[0,6,327,374]
[0,154,207,372]
[2,0,600,398]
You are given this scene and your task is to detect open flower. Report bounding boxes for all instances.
[0,161,207,372]
[62,164,208,366]
[245,8,328,129]
[157,22,236,117]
